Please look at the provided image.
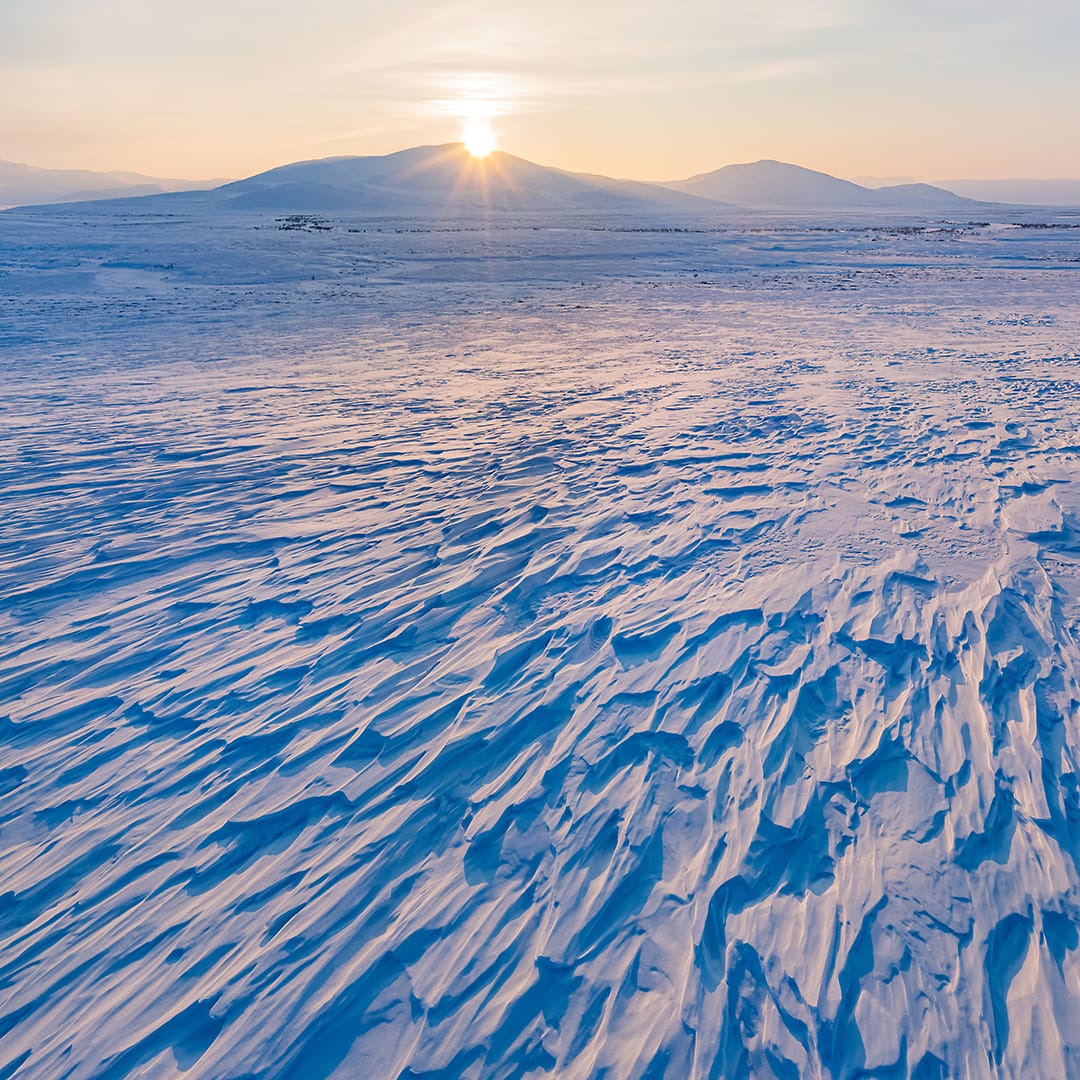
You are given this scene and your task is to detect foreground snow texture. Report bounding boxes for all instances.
[3,210,1080,1079]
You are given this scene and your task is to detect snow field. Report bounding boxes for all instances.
[2,211,1080,1077]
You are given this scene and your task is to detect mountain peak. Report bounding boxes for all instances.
[206,145,717,215]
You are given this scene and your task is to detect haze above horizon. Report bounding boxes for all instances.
[4,1,1077,181]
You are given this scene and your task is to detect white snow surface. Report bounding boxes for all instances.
[3,205,1080,1079]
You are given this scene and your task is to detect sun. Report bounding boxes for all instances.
[463,119,496,159]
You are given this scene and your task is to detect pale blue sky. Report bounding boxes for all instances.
[2,0,1077,179]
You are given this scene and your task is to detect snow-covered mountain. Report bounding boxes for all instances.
[0,160,227,209]
[668,159,883,209]
[43,144,720,216]
[12,146,1004,218]
[873,181,984,209]
[666,160,985,211]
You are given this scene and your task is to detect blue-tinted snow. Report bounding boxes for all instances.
[2,208,1080,1078]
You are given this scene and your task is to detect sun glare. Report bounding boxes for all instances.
[463,119,496,158]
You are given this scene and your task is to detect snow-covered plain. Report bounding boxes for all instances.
[3,205,1080,1078]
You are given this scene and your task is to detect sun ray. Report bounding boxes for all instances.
[463,118,496,158]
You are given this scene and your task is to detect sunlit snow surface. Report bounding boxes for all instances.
[3,209,1080,1078]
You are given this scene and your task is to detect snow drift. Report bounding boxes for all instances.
[2,208,1080,1078]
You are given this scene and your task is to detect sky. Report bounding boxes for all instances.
[2,0,1078,181]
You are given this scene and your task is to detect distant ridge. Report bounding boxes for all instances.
[665,159,985,211]
[934,178,1080,207]
[857,174,1080,207]
[0,160,227,209]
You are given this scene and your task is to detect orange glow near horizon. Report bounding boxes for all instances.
[5,8,1079,182]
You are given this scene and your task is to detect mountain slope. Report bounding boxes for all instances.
[0,160,227,209]
[857,175,1080,208]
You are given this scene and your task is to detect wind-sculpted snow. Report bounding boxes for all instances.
[2,211,1080,1078]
